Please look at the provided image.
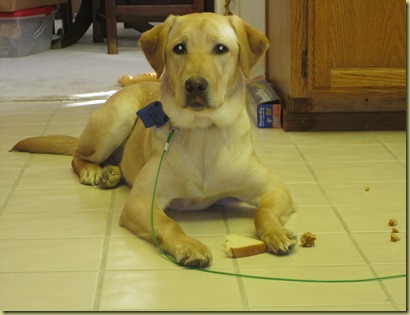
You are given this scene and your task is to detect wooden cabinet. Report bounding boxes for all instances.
[266,0,406,131]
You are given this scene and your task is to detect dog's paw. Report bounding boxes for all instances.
[80,165,102,186]
[261,228,297,255]
[100,165,122,188]
[172,238,213,267]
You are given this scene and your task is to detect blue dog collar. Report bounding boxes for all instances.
[136,101,169,128]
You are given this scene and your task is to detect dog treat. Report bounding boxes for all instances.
[391,227,399,233]
[225,234,267,258]
[390,233,400,242]
[117,72,158,86]
[300,232,316,247]
[388,218,398,226]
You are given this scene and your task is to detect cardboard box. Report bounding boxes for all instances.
[0,6,56,57]
[0,0,66,12]
[246,76,281,128]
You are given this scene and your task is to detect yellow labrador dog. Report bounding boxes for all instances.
[13,13,296,267]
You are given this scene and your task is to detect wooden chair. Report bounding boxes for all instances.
[93,0,206,54]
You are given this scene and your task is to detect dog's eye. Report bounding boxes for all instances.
[173,43,187,55]
[214,44,229,55]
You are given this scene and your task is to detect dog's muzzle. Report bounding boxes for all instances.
[184,76,209,111]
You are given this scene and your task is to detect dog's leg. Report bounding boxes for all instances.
[242,160,297,255]
[254,184,297,255]
[119,163,213,267]
[120,196,212,267]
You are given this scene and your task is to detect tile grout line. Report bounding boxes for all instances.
[0,153,32,218]
[292,143,400,310]
[41,100,61,135]
[222,209,250,311]
[92,188,116,311]
[376,139,406,170]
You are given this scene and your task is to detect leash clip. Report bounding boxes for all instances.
[168,122,179,133]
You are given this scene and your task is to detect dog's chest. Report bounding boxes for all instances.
[165,127,252,196]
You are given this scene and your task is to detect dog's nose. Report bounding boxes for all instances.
[185,77,208,95]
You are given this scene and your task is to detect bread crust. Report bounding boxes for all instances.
[225,234,267,258]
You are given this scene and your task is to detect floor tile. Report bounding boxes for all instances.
[16,167,81,189]
[0,272,98,311]
[251,128,293,144]
[99,269,242,310]
[166,207,227,236]
[105,237,181,270]
[0,112,53,125]
[26,154,73,168]
[263,162,316,183]
[0,211,108,239]
[285,205,346,233]
[287,183,329,206]
[0,239,103,272]
[297,144,396,163]
[51,106,100,124]
[289,131,379,145]
[6,188,111,212]
[309,161,405,182]
[0,189,11,210]
[112,186,130,210]
[0,151,29,167]
[0,100,59,113]
[250,304,396,311]
[352,233,406,264]
[111,210,134,237]
[254,144,304,163]
[336,205,406,232]
[0,168,20,189]
[224,203,258,235]
[45,122,86,137]
[384,143,406,161]
[5,187,112,212]
[372,264,406,305]
[322,182,405,205]
[373,131,406,143]
[240,266,390,309]
[0,123,46,138]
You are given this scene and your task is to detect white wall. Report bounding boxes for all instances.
[215,0,266,77]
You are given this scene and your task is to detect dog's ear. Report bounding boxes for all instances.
[230,16,269,78]
[139,15,177,77]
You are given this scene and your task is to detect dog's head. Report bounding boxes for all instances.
[139,13,269,128]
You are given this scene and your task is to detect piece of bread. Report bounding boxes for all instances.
[225,234,267,258]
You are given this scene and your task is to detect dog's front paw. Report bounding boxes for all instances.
[100,165,122,188]
[261,228,297,255]
[172,238,213,267]
[80,165,102,186]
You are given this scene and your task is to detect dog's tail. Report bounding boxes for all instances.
[10,135,78,156]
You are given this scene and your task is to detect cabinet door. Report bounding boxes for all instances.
[308,0,406,96]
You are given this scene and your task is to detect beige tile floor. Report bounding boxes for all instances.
[0,99,406,311]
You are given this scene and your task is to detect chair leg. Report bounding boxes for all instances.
[92,0,104,43]
[104,0,118,54]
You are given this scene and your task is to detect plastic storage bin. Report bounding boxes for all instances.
[0,5,56,57]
